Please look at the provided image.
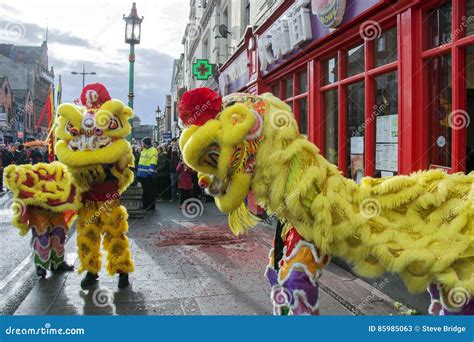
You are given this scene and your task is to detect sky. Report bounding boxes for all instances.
[0,0,189,125]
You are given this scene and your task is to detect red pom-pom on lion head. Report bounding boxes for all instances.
[178,88,222,126]
[80,83,112,109]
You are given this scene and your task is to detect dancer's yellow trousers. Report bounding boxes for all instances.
[76,199,134,275]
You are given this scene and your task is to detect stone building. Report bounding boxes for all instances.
[0,41,54,140]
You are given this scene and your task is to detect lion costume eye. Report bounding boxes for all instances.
[200,144,220,168]
[66,122,79,137]
[108,118,122,130]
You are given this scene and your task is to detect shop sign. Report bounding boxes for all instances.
[219,51,249,95]
[192,59,214,81]
[258,0,313,72]
[312,0,346,28]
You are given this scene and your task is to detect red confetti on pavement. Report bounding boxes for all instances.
[155,225,252,247]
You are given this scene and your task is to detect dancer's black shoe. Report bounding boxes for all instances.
[81,272,98,288]
[118,273,130,288]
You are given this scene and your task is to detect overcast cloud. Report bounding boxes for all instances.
[0,0,189,124]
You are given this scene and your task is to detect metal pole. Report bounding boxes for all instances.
[128,44,135,109]
[82,64,85,89]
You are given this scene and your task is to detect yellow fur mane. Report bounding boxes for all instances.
[180,92,474,296]
[252,94,474,295]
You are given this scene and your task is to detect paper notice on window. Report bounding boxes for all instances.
[376,114,398,144]
[381,171,394,177]
[350,136,364,155]
[376,143,398,172]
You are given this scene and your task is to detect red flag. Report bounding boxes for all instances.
[37,86,55,162]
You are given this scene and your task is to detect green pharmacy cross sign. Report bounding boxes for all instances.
[193,59,214,81]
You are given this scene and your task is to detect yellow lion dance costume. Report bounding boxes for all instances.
[54,83,135,288]
[178,88,473,315]
[4,162,81,278]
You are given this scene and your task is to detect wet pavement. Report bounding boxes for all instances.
[8,200,403,316]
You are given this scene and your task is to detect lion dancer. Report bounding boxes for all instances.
[4,163,81,278]
[178,88,331,315]
[55,84,135,288]
[266,222,330,315]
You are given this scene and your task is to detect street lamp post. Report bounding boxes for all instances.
[71,64,97,89]
[155,105,162,143]
[123,2,143,110]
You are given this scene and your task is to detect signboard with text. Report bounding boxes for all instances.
[257,0,381,74]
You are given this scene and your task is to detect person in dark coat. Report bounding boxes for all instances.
[13,144,30,165]
[168,140,180,202]
[176,159,194,208]
[156,146,171,200]
[30,148,44,164]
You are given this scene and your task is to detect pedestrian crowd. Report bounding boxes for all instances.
[0,142,50,193]
[133,137,205,212]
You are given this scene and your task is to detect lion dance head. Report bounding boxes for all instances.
[178,88,298,234]
[55,83,134,167]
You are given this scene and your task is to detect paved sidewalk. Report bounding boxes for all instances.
[14,202,403,316]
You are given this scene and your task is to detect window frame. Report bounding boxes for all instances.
[319,24,399,178]
[271,67,310,135]
[421,0,474,172]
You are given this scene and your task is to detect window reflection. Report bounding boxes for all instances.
[375,28,398,67]
[427,1,452,48]
[347,44,365,77]
[325,90,338,165]
[429,54,452,168]
[347,82,365,182]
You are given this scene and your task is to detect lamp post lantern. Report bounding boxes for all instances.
[123,2,143,110]
[155,105,162,143]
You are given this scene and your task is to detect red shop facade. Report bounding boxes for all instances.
[218,0,474,181]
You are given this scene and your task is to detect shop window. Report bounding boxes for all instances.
[281,69,309,135]
[375,27,398,67]
[428,54,452,168]
[375,71,399,177]
[324,56,338,85]
[298,70,308,94]
[428,1,452,48]
[465,46,474,172]
[325,89,338,165]
[347,44,365,77]
[347,81,365,183]
[285,77,294,98]
[298,98,308,134]
[272,82,281,99]
[467,0,474,36]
